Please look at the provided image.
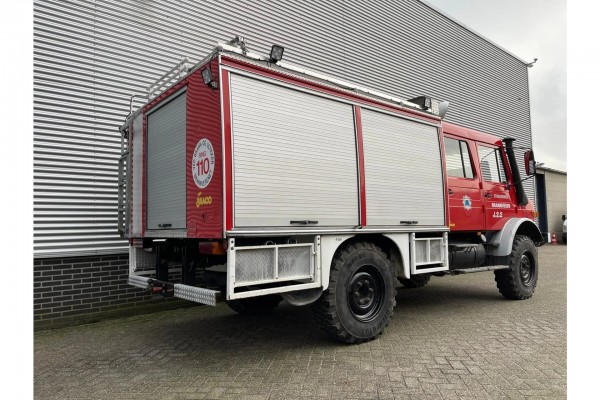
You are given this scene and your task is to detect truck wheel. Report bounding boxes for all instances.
[226,294,282,315]
[313,242,396,344]
[399,274,430,288]
[494,235,538,300]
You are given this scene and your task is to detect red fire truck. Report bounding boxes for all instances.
[119,37,543,343]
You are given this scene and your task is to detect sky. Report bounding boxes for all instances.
[426,0,567,172]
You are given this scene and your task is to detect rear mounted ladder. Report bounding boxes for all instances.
[117,128,129,236]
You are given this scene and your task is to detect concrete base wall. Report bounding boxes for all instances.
[34,254,192,330]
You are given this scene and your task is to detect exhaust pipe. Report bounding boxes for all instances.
[502,138,528,206]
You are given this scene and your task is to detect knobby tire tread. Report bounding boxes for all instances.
[313,242,396,344]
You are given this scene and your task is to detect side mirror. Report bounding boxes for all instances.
[524,150,536,176]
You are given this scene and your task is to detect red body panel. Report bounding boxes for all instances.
[442,122,535,232]
[353,106,367,227]
[185,58,224,238]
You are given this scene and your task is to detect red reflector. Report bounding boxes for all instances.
[198,241,226,255]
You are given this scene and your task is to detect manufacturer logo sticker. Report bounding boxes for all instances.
[192,138,215,189]
[196,192,213,207]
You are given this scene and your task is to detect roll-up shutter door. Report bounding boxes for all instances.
[361,110,445,226]
[229,74,358,227]
[146,92,187,230]
[130,114,144,236]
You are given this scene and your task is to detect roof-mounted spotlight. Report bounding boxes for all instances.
[201,66,218,89]
[408,95,432,110]
[408,96,450,118]
[269,44,285,63]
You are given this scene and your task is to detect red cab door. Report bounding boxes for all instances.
[475,143,518,231]
[444,136,485,231]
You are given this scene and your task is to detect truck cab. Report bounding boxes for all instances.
[443,122,537,233]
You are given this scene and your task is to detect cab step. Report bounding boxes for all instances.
[445,265,509,275]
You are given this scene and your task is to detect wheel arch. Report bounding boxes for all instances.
[320,234,408,291]
[363,234,407,280]
[487,218,544,257]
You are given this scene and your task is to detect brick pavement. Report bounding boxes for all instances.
[34,245,566,399]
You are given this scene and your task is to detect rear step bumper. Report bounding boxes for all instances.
[128,275,219,306]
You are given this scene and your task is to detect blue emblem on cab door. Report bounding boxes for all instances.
[463,195,472,210]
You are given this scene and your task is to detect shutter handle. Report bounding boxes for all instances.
[290,220,319,225]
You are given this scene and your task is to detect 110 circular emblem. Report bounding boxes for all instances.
[192,138,215,189]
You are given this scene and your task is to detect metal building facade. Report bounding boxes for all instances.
[33,0,532,258]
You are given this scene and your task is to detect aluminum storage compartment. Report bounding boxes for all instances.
[361,109,445,226]
[229,73,359,227]
[146,91,187,230]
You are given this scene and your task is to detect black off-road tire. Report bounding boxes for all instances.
[312,242,396,344]
[226,294,282,315]
[494,235,538,300]
[399,274,431,288]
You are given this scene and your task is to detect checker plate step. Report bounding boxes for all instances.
[174,284,219,306]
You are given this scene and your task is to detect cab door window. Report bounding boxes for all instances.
[445,138,474,179]
[477,145,507,183]
[444,136,484,231]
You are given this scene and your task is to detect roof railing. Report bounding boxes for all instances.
[147,57,193,99]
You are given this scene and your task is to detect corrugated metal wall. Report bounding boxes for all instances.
[33,0,532,257]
